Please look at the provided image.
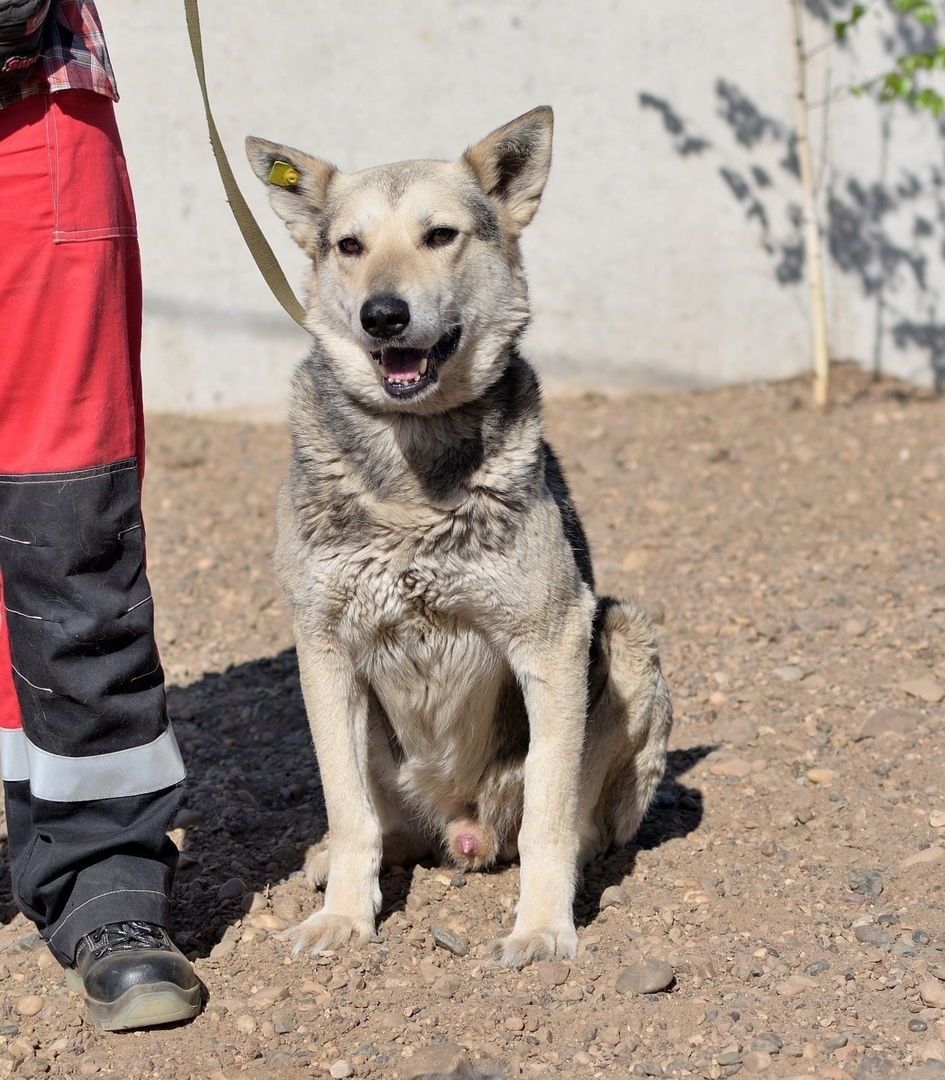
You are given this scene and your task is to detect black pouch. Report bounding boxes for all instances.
[0,0,52,92]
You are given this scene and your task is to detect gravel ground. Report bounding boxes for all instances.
[0,363,944,1080]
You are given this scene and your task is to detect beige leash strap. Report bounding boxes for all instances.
[183,0,308,330]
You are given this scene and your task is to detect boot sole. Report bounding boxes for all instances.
[66,969,201,1030]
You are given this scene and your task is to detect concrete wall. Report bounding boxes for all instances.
[96,0,945,416]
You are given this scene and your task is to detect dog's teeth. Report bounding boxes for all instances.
[419,356,429,376]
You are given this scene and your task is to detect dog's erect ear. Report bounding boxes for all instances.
[245,136,337,252]
[463,106,553,233]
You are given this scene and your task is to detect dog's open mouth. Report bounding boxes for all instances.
[372,326,462,399]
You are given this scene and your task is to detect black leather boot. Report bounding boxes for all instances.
[66,921,201,1030]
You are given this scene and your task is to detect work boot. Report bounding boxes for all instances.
[66,921,201,1030]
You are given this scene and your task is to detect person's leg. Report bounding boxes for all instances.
[0,91,197,1027]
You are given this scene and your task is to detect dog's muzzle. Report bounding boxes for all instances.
[372,326,462,399]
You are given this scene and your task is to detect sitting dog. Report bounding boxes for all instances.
[245,107,673,968]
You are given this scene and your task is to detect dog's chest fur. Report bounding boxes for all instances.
[277,351,557,771]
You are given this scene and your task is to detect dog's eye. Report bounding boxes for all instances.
[338,237,363,256]
[426,227,458,248]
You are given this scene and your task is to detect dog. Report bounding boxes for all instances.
[245,106,673,969]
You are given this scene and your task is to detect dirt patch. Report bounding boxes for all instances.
[0,364,944,1079]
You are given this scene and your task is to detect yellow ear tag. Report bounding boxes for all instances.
[268,160,300,187]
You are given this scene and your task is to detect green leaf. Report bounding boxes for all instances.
[835,3,868,40]
[881,71,911,101]
[914,87,945,113]
[893,0,938,17]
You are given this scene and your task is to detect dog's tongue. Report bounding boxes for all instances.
[380,347,427,383]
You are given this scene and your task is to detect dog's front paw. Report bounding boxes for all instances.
[488,924,579,969]
[287,911,374,956]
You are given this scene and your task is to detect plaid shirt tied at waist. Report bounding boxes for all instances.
[0,0,117,111]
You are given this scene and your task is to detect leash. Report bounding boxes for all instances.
[183,0,308,330]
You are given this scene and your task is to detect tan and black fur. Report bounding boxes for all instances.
[246,107,672,968]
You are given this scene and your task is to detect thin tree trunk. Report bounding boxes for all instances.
[791,0,831,408]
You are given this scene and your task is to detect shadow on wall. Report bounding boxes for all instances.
[639,0,945,390]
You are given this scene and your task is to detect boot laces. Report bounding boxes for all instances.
[82,921,168,962]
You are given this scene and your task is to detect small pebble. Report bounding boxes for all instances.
[849,869,883,897]
[918,1041,945,1064]
[772,666,804,682]
[614,958,675,996]
[431,973,462,998]
[855,925,893,946]
[930,810,945,829]
[900,677,944,703]
[901,847,945,870]
[718,1047,742,1065]
[776,974,818,997]
[251,913,287,932]
[329,1060,353,1079]
[919,978,945,1009]
[216,876,247,902]
[209,938,236,960]
[271,897,301,923]
[805,767,835,785]
[250,985,290,1008]
[824,1034,848,1051]
[855,1054,901,1078]
[236,1014,256,1034]
[599,885,629,910]
[750,1034,782,1055]
[272,1008,295,1035]
[741,1051,771,1073]
[909,1018,929,1033]
[431,926,469,957]
[15,995,45,1017]
[858,708,921,739]
[419,958,441,985]
[172,807,203,829]
[536,961,571,987]
[240,892,267,915]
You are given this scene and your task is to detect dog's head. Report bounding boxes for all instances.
[246,107,553,413]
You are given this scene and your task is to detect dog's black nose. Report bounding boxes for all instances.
[360,295,411,339]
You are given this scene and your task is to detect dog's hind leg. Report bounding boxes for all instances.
[578,598,673,863]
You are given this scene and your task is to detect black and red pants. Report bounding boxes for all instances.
[0,90,184,966]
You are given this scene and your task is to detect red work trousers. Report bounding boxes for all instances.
[0,91,184,965]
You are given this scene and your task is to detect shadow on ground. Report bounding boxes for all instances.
[0,649,709,957]
[166,649,711,957]
[575,744,712,926]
